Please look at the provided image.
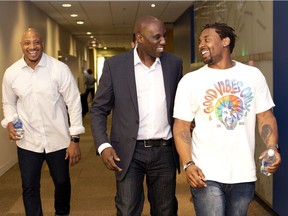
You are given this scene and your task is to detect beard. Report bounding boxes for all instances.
[24,53,41,63]
[29,58,40,63]
[203,56,213,65]
[27,58,39,63]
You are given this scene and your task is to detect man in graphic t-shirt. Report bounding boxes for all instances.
[173,22,281,216]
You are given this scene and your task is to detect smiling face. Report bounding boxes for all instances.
[134,16,166,66]
[20,28,43,69]
[138,20,166,58]
[198,28,228,66]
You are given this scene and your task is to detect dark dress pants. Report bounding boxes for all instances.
[115,141,178,216]
[85,87,95,100]
[17,147,71,216]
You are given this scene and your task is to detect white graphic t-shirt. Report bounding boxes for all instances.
[173,61,275,183]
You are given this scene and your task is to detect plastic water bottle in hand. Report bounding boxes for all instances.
[13,114,24,139]
[261,149,276,176]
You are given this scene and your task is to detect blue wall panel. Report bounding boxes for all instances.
[190,5,195,63]
[273,1,288,215]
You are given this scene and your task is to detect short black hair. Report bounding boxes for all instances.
[202,23,237,53]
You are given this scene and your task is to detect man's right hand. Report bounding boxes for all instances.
[7,122,21,141]
[185,164,207,188]
[101,147,122,172]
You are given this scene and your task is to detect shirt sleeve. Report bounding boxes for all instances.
[255,69,275,114]
[58,64,85,135]
[98,143,112,155]
[173,77,195,122]
[2,68,18,125]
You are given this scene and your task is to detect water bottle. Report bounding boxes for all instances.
[260,149,276,176]
[13,114,24,139]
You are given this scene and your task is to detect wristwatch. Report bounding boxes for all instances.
[71,135,80,143]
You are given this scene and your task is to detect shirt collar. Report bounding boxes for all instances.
[133,47,141,66]
[133,48,160,67]
[20,52,47,69]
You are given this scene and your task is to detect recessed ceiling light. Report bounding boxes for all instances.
[86,32,92,35]
[70,14,78,18]
[62,4,71,8]
[151,4,156,8]
[77,21,84,25]
[90,36,94,38]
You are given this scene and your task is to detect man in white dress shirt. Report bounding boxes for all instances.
[2,28,85,216]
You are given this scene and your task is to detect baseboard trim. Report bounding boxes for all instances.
[254,193,279,216]
[0,155,18,177]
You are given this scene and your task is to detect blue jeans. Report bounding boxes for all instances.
[17,147,71,216]
[191,180,255,216]
[116,141,178,216]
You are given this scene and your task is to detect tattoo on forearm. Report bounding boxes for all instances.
[179,130,191,145]
[261,125,272,145]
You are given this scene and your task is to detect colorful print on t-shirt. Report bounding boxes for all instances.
[203,79,253,130]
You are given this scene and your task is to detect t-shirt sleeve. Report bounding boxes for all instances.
[173,77,195,122]
[255,69,275,114]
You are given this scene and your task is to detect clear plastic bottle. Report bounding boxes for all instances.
[261,149,276,176]
[13,114,24,139]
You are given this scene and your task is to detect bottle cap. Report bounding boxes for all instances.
[13,113,19,119]
[268,149,275,157]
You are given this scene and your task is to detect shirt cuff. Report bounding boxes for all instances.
[69,126,85,136]
[98,143,112,155]
[1,119,7,128]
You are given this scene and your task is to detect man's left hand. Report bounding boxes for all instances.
[66,142,81,166]
[259,147,281,174]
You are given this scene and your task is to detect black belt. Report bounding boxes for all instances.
[137,139,172,148]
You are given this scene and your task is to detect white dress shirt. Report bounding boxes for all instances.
[133,50,171,140]
[2,53,85,153]
[98,48,171,154]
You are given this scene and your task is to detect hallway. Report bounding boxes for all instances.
[0,114,276,215]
